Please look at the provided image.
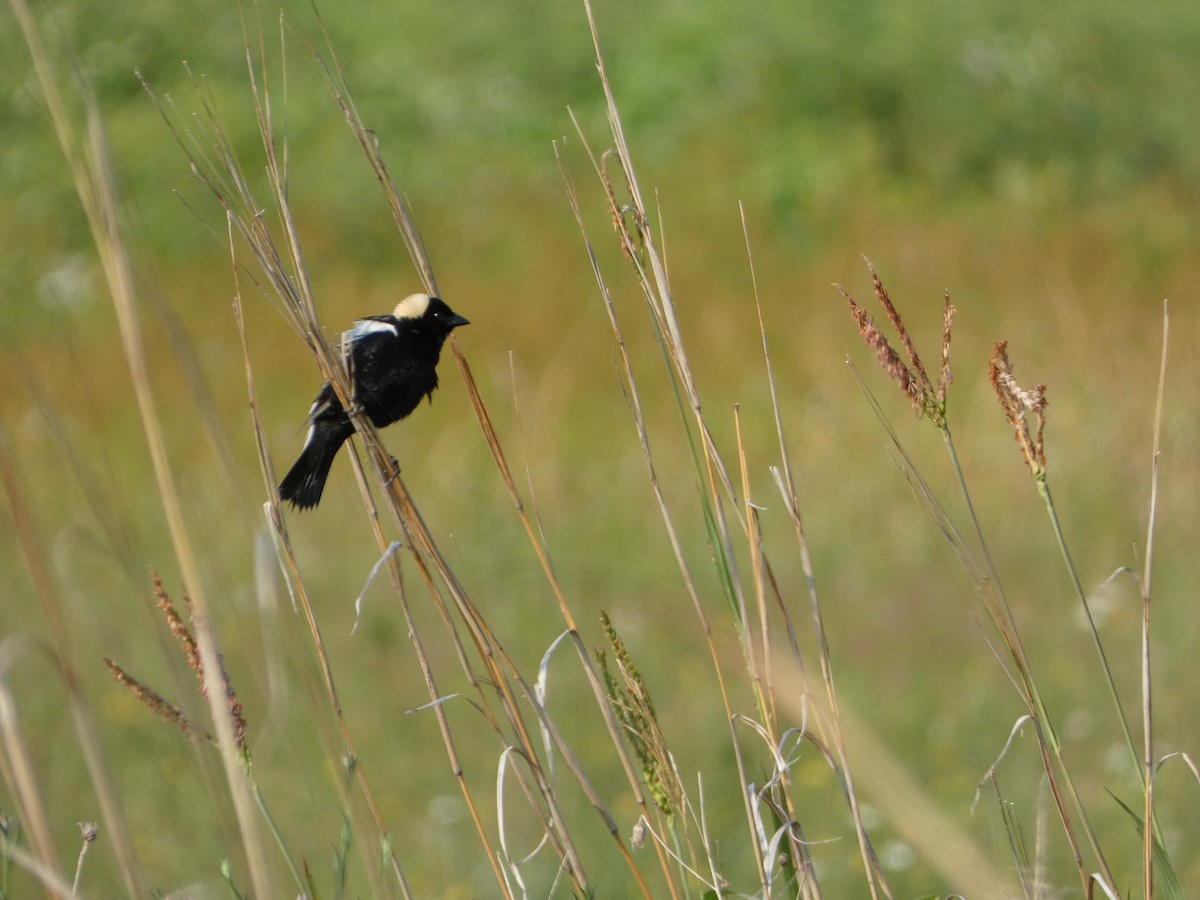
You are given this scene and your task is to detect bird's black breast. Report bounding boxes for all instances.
[350,318,445,428]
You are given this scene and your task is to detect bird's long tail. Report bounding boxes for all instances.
[278,423,350,510]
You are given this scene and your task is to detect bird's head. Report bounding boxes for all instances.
[393,293,470,334]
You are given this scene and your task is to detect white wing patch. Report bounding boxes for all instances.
[347,318,399,341]
[392,292,432,319]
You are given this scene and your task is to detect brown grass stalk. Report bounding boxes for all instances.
[571,4,901,895]
[8,3,273,892]
[233,231,416,900]
[157,12,663,896]
[741,210,887,894]
[0,642,65,894]
[306,30,658,895]
[842,266,1126,892]
[559,133,757,892]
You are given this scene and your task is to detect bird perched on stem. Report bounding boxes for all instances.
[279,292,469,510]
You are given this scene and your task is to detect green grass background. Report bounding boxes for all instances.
[3,0,1199,896]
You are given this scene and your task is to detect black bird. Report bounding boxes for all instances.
[279,293,469,509]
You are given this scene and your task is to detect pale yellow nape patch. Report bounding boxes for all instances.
[392,292,432,319]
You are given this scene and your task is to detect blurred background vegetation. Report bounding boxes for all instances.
[2,0,1199,896]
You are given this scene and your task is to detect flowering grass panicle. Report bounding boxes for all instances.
[106,573,248,755]
[836,259,953,428]
[988,340,1048,479]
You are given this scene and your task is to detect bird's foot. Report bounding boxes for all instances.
[385,456,401,484]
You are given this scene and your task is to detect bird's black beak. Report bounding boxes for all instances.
[448,314,470,329]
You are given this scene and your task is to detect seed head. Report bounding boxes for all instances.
[837,260,949,427]
[989,341,1048,478]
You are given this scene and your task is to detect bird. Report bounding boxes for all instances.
[278,292,469,510]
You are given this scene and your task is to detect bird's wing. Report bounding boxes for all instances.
[346,316,399,341]
[342,316,402,368]
[341,315,410,388]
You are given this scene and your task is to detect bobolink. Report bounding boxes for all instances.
[278,292,469,509]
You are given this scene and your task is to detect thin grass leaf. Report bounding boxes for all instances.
[1109,792,1185,900]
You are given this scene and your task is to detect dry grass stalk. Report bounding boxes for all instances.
[572,5,895,894]
[71,820,99,896]
[562,124,766,894]
[7,0,271,887]
[559,138,721,898]
[601,150,642,261]
[741,210,885,895]
[988,341,1048,478]
[147,16,659,896]
[836,266,1122,890]
[232,247,411,899]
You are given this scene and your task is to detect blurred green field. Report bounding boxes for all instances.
[3,0,1200,896]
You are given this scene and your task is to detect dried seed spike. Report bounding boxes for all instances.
[837,283,924,412]
[938,290,955,405]
[988,342,1048,477]
[988,342,1014,412]
[104,658,208,744]
[152,574,201,675]
[1031,383,1048,471]
[865,257,934,397]
[148,575,248,754]
[217,653,249,754]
